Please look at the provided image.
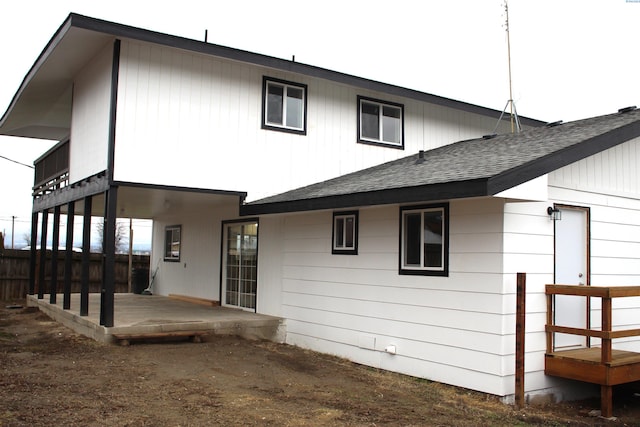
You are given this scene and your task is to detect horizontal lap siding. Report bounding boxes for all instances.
[278,201,510,395]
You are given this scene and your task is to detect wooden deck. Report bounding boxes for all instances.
[546,348,640,385]
[545,284,640,418]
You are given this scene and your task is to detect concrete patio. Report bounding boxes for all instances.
[26,293,285,344]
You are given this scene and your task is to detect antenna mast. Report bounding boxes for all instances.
[493,0,521,134]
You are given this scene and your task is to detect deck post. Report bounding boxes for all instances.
[515,272,526,408]
[601,385,613,418]
[38,209,49,299]
[80,196,92,316]
[28,211,38,295]
[63,201,75,310]
[602,297,612,364]
[546,287,553,353]
[100,186,118,327]
[50,205,61,304]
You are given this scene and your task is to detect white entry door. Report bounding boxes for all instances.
[554,206,589,349]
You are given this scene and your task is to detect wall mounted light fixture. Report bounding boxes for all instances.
[547,206,561,221]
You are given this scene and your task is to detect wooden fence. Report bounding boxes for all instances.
[0,248,150,301]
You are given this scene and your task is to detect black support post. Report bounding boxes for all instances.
[38,209,49,299]
[100,187,118,327]
[80,196,92,316]
[50,205,61,304]
[28,212,38,295]
[63,201,75,310]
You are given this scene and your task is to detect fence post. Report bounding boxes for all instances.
[515,272,526,408]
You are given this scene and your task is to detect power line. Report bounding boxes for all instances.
[0,154,34,169]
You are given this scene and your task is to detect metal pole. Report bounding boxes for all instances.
[11,215,15,249]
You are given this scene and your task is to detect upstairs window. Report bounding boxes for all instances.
[332,211,358,255]
[262,77,307,134]
[400,204,448,276]
[358,96,403,148]
[164,225,181,262]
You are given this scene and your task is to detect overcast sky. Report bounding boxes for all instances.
[1,0,639,244]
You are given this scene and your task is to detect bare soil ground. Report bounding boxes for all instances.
[1,303,639,426]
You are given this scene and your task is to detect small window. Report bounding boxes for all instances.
[164,225,181,262]
[332,211,358,255]
[262,77,307,134]
[400,204,448,276]
[358,96,403,148]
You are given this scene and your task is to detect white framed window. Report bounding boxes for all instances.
[164,225,181,262]
[400,204,448,276]
[358,96,403,148]
[262,76,307,134]
[332,211,358,255]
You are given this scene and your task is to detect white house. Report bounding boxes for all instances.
[3,13,640,406]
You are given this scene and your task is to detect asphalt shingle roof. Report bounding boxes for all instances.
[242,108,640,215]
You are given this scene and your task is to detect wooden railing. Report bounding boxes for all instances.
[545,284,640,417]
[33,140,69,197]
[546,284,640,361]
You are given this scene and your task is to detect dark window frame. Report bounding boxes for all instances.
[399,203,449,276]
[164,225,182,262]
[261,76,308,135]
[357,95,404,149]
[332,211,359,255]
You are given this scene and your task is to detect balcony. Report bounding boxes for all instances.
[33,140,69,197]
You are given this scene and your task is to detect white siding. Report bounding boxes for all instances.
[258,200,515,395]
[69,42,112,183]
[150,202,238,301]
[113,39,514,201]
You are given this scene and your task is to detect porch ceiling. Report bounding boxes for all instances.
[55,184,244,219]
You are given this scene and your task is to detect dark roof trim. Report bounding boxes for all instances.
[2,13,543,129]
[487,120,640,194]
[112,180,247,200]
[240,179,488,215]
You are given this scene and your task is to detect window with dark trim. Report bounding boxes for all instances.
[358,96,404,149]
[262,76,307,134]
[332,211,358,255]
[400,203,448,276]
[164,225,181,262]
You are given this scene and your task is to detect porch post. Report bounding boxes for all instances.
[50,205,61,304]
[28,211,38,295]
[80,196,92,316]
[63,201,75,310]
[100,186,118,327]
[37,209,49,299]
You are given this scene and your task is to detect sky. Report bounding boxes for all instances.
[0,0,639,247]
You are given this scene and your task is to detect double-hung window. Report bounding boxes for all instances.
[164,225,181,262]
[358,96,404,148]
[400,204,448,275]
[332,211,358,255]
[262,77,307,134]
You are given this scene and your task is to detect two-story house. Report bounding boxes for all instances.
[3,14,640,411]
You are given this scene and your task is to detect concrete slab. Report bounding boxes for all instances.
[27,293,285,344]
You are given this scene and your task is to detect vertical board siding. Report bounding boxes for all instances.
[113,39,518,201]
[69,42,112,183]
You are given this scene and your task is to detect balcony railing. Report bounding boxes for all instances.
[33,140,69,197]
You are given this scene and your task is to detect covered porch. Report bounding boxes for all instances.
[27,293,285,344]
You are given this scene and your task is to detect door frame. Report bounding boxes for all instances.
[552,203,591,348]
[220,218,259,312]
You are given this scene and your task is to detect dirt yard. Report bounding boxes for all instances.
[1,302,639,426]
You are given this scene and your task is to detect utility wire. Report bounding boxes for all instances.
[0,154,34,169]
